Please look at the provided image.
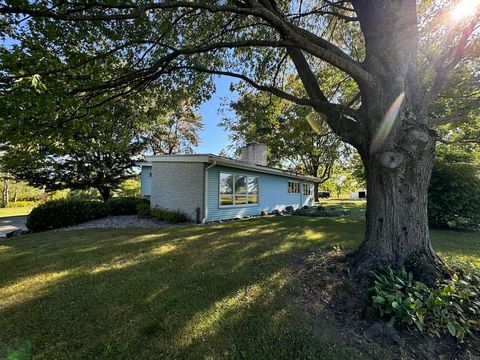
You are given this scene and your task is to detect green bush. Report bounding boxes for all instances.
[428,154,480,231]
[151,207,188,223]
[136,203,152,218]
[293,207,347,217]
[107,197,150,215]
[164,210,189,223]
[371,267,480,341]
[6,200,39,208]
[26,199,108,232]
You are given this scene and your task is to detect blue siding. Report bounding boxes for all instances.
[206,165,314,221]
[140,166,152,196]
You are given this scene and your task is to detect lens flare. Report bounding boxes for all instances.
[370,92,405,154]
[451,0,480,21]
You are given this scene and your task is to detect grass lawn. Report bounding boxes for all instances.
[0,201,479,359]
[0,207,32,218]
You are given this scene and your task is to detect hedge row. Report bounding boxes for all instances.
[26,197,150,232]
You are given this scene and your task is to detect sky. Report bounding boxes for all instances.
[195,76,236,155]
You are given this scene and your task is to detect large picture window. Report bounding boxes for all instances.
[220,172,259,206]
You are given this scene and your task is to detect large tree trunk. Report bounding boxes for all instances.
[313,182,319,202]
[13,180,17,203]
[352,133,444,283]
[348,0,445,283]
[2,179,9,207]
[98,187,111,201]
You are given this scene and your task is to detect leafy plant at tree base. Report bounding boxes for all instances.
[371,267,480,342]
[372,267,429,331]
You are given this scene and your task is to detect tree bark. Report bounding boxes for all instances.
[98,187,111,201]
[13,180,18,203]
[346,0,446,283]
[351,130,444,283]
[314,182,319,202]
[2,179,9,207]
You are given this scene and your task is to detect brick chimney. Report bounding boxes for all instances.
[240,142,267,166]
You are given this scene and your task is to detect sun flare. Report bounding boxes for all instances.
[451,0,480,21]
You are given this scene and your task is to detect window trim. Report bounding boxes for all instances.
[218,171,260,208]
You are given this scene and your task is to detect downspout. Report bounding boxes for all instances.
[202,161,217,223]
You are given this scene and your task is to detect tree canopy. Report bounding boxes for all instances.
[222,79,349,198]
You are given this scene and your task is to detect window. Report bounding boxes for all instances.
[303,183,314,196]
[288,181,300,193]
[219,172,259,206]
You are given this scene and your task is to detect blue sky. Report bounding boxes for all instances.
[195,76,236,155]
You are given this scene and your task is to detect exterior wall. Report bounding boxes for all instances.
[150,162,205,220]
[206,165,315,222]
[140,166,152,197]
[349,189,367,199]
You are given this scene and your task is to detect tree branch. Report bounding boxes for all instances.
[425,10,480,105]
[1,1,375,86]
[428,113,470,127]
[286,46,363,143]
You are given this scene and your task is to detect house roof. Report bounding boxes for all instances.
[141,154,320,182]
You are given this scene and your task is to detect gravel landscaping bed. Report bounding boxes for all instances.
[60,215,187,231]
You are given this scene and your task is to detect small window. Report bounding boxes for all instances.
[288,181,300,193]
[219,172,259,206]
[303,183,314,196]
[149,172,152,177]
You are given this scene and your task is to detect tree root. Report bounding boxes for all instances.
[347,247,448,286]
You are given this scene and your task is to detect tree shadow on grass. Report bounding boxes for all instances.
[0,217,365,359]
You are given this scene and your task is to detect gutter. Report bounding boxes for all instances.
[202,160,217,223]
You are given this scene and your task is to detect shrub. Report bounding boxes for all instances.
[285,205,295,214]
[164,210,188,223]
[26,199,108,232]
[293,207,347,217]
[151,207,188,223]
[428,154,480,231]
[371,267,480,341]
[136,203,152,218]
[107,197,150,215]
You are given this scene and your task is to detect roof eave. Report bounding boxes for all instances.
[143,154,319,182]
[207,155,320,182]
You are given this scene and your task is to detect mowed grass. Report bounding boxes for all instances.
[0,202,479,359]
[0,207,32,218]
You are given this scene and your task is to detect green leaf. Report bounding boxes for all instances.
[387,317,396,327]
[413,318,424,331]
[446,322,456,336]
